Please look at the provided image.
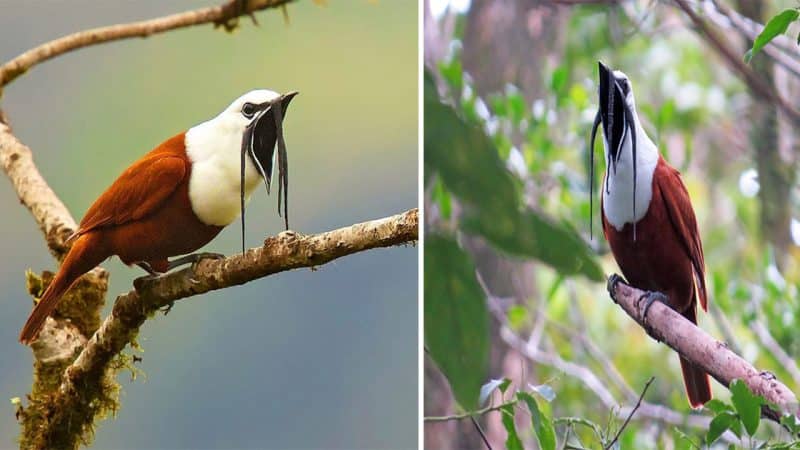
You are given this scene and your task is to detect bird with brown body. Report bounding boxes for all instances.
[19,89,298,344]
[590,62,711,408]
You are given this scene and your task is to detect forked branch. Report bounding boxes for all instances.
[25,209,417,449]
[607,276,800,424]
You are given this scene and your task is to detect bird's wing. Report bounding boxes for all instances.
[75,154,188,236]
[656,160,707,310]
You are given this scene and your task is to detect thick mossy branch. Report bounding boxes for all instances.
[607,276,800,423]
[0,119,79,259]
[19,270,109,450]
[24,209,417,449]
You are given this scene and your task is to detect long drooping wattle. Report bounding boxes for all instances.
[273,99,289,230]
[590,110,602,240]
[240,123,252,253]
[622,90,638,241]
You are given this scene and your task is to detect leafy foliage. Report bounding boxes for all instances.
[745,8,800,63]
[426,2,800,448]
[424,235,490,410]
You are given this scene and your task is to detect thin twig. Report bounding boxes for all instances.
[0,0,295,89]
[751,318,800,389]
[424,401,515,422]
[604,377,655,450]
[470,416,494,450]
[671,0,800,125]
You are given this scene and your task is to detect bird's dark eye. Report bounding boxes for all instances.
[242,102,256,119]
[619,79,630,95]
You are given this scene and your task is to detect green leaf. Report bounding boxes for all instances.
[501,404,524,450]
[704,399,734,415]
[462,210,604,281]
[424,235,490,410]
[424,81,518,215]
[438,57,464,99]
[506,305,529,330]
[425,68,603,282]
[707,411,737,444]
[674,427,702,450]
[431,177,452,220]
[550,66,569,98]
[518,392,557,450]
[780,413,800,434]
[507,92,526,124]
[730,379,764,435]
[745,9,800,63]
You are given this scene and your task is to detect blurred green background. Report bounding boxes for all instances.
[1,1,417,448]
[424,0,800,448]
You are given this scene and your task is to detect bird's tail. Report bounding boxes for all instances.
[679,304,712,408]
[19,234,102,344]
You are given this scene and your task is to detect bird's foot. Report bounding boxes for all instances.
[606,273,626,301]
[160,301,175,316]
[133,271,169,290]
[215,0,258,32]
[166,252,225,272]
[136,262,159,277]
[759,370,777,381]
[636,291,669,339]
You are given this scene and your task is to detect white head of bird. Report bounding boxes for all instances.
[590,62,658,235]
[184,89,297,231]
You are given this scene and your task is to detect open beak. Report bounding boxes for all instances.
[246,91,298,186]
[589,62,639,240]
[239,91,299,251]
[596,61,629,169]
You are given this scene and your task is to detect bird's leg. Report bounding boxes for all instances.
[636,291,669,340]
[606,273,626,301]
[165,252,225,272]
[136,262,159,277]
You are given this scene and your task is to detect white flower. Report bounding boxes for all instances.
[532,99,546,120]
[474,97,490,121]
[675,82,703,111]
[429,0,471,19]
[507,147,528,178]
[706,86,726,114]
[738,169,759,198]
[767,264,786,290]
[791,217,800,246]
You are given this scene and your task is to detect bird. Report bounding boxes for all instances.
[19,89,298,344]
[589,62,711,408]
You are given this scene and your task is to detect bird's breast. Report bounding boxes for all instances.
[187,154,261,226]
[602,150,658,231]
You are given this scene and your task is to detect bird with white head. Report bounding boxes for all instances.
[19,89,298,344]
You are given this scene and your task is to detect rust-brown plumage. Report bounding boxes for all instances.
[19,133,221,343]
[602,156,711,407]
[20,89,297,344]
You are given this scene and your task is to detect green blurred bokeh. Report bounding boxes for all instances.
[1,2,417,448]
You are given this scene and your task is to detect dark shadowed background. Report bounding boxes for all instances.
[0,2,417,448]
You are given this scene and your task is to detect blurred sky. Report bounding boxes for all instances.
[0,2,417,449]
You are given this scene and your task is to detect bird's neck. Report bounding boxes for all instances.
[183,121,261,226]
[602,115,659,231]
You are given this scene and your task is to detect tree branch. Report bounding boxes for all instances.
[671,0,800,125]
[0,116,79,259]
[605,377,653,450]
[24,209,417,448]
[0,0,294,90]
[607,276,800,423]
